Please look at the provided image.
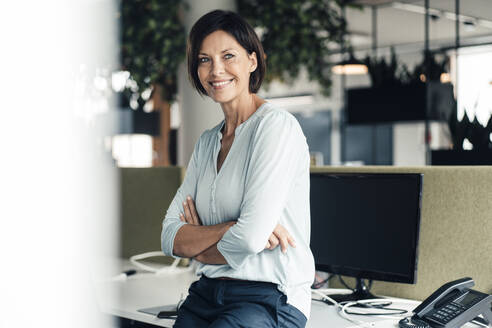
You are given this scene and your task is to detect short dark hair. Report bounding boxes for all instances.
[187,10,266,96]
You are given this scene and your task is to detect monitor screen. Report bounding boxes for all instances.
[310,173,423,284]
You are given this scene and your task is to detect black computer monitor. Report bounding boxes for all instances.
[310,172,423,301]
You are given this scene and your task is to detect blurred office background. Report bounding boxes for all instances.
[1,0,491,327]
[108,0,492,169]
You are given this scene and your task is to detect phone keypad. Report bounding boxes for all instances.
[422,290,489,326]
[424,303,466,324]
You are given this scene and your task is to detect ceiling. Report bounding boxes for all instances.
[343,0,492,54]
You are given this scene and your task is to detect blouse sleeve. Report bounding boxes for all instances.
[161,136,202,258]
[217,111,308,270]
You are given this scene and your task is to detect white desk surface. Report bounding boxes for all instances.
[94,260,479,328]
[95,261,197,327]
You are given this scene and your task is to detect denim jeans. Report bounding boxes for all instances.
[173,275,307,328]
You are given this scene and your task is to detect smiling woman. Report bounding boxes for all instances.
[197,30,257,105]
[161,10,315,328]
[186,11,266,99]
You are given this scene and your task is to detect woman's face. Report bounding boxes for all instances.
[197,30,257,105]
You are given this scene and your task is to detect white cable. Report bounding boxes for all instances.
[340,301,377,328]
[347,298,417,319]
[129,251,194,275]
[130,251,165,272]
[312,290,376,327]
[312,290,418,328]
[155,257,180,274]
[342,298,416,325]
[155,259,194,275]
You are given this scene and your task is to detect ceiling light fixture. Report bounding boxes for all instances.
[392,2,492,30]
[333,4,368,76]
[332,53,368,75]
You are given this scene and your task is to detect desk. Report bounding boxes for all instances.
[95,261,477,328]
[96,261,197,327]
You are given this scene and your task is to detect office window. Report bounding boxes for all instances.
[457,46,492,126]
[343,123,393,165]
[111,134,153,167]
[293,111,331,166]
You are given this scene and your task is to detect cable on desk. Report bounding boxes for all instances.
[111,269,137,281]
[344,300,407,316]
[312,290,415,328]
[129,251,194,275]
[345,305,408,316]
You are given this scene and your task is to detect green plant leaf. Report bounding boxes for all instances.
[119,0,186,104]
[237,0,348,95]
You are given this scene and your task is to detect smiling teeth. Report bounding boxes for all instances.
[212,80,232,87]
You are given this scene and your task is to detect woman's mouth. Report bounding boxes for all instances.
[210,79,234,89]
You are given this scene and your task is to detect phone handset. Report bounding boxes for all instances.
[399,277,492,328]
[412,277,475,318]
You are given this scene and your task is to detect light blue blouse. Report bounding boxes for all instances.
[161,102,315,318]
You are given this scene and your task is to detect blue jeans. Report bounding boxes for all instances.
[173,275,307,328]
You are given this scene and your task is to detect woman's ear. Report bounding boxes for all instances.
[249,52,258,73]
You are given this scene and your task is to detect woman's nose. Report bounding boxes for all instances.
[211,59,225,76]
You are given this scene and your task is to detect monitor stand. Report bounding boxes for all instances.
[328,278,378,303]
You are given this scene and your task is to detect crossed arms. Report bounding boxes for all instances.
[173,195,295,265]
[165,112,305,268]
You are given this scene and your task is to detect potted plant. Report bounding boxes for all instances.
[237,0,350,95]
[118,0,187,165]
[347,50,456,124]
[431,108,492,165]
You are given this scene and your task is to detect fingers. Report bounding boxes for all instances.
[182,200,193,224]
[267,233,280,250]
[279,236,289,253]
[287,235,296,248]
[272,224,296,253]
[181,196,202,225]
[186,196,201,225]
[265,241,271,249]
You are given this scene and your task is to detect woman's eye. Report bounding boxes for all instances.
[199,57,209,63]
[224,54,234,59]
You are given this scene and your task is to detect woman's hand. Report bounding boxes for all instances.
[265,224,296,253]
[180,196,293,256]
[180,196,202,226]
[174,196,236,259]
